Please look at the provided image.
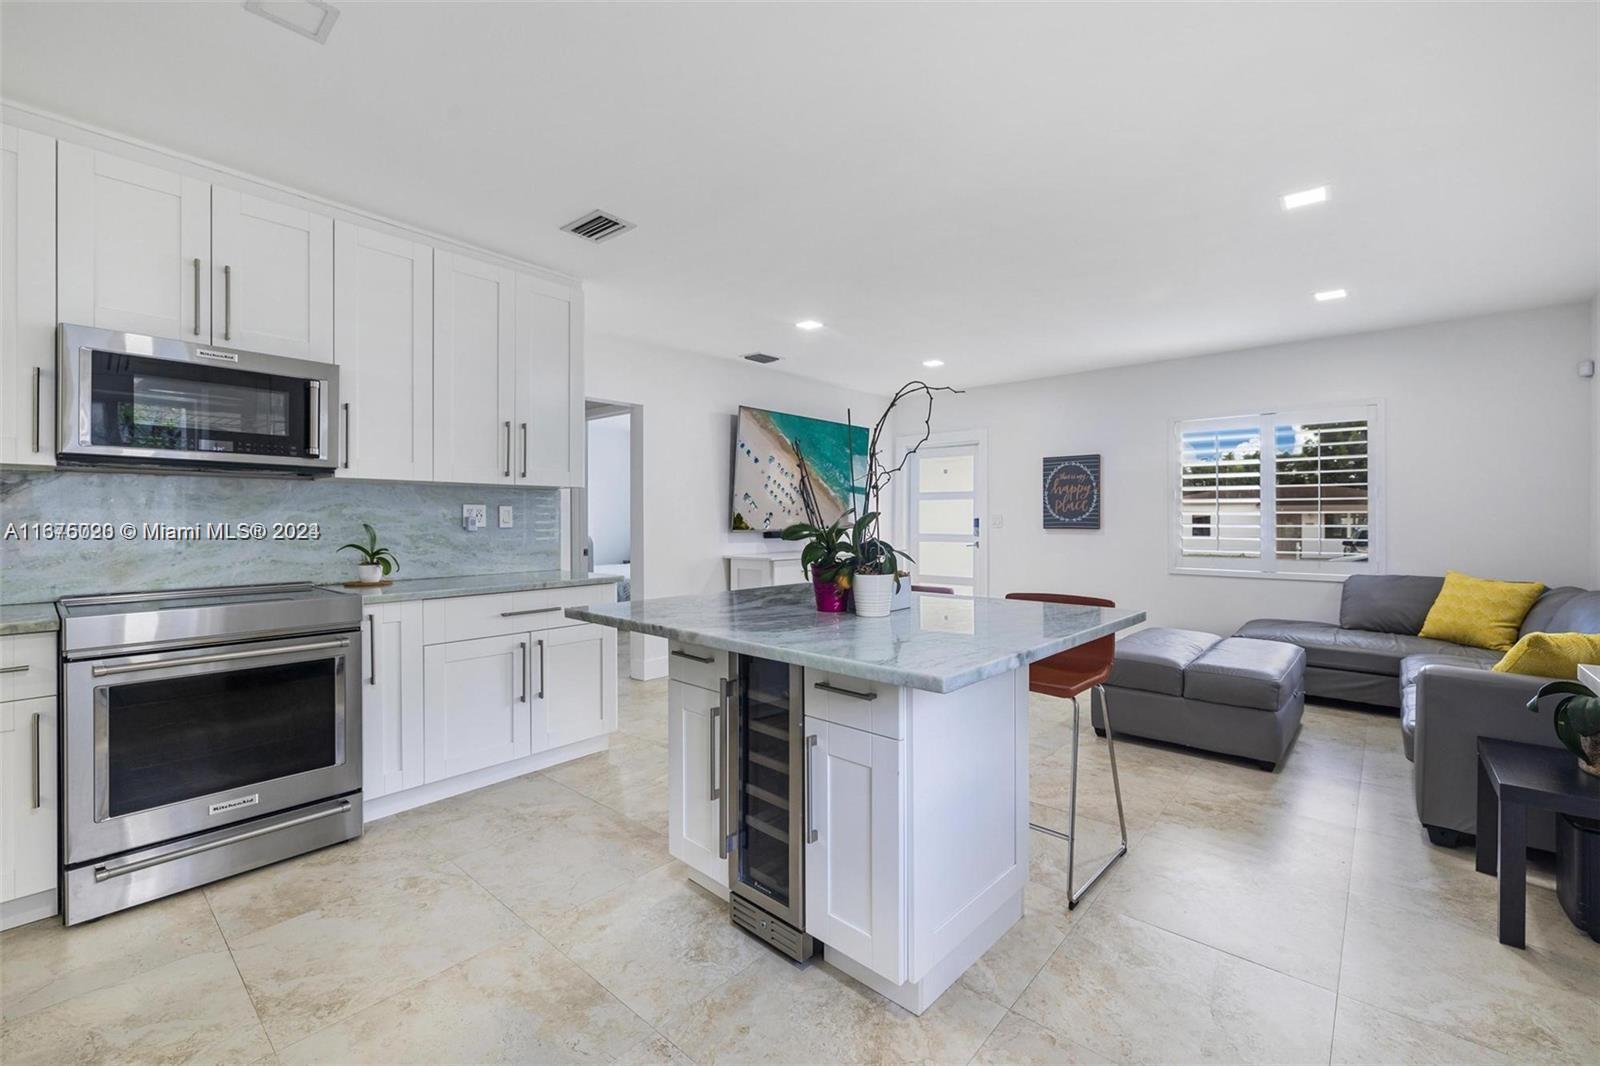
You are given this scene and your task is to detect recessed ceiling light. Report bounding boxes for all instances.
[922,359,945,368]
[1281,185,1330,211]
[1314,288,1348,302]
[244,0,340,44]
[794,320,824,331]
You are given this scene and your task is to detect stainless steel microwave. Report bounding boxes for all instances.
[57,324,338,474]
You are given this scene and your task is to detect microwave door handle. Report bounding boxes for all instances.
[307,381,323,458]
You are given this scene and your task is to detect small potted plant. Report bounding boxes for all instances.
[848,512,912,619]
[1528,678,1600,776]
[780,514,856,612]
[338,523,400,585]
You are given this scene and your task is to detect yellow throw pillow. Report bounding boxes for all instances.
[1417,571,1546,652]
[1492,632,1600,679]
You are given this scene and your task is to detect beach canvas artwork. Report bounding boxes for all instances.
[732,406,869,532]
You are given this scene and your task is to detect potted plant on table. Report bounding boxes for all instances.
[780,514,856,612]
[338,523,400,585]
[1528,678,1600,776]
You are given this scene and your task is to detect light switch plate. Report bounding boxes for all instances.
[462,504,487,531]
[498,505,514,528]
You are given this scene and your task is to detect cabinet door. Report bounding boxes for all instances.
[361,602,424,799]
[422,633,532,782]
[1,696,58,903]
[513,273,582,486]
[211,187,333,360]
[434,252,514,485]
[334,222,433,479]
[534,623,616,751]
[0,126,56,467]
[58,142,210,341]
[803,717,905,984]
[668,679,727,886]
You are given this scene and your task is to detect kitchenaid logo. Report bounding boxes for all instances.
[193,348,239,363]
[209,794,259,816]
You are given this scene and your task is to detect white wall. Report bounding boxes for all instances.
[899,302,1597,636]
[587,334,887,675]
[586,413,632,565]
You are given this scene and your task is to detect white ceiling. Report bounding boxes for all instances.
[3,2,1596,391]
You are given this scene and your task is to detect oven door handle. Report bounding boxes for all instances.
[93,800,352,882]
[90,638,350,677]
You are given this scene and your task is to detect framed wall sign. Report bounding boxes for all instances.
[1042,454,1101,529]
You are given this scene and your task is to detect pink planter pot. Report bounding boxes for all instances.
[813,576,850,613]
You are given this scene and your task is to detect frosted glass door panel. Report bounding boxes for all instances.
[919,455,973,493]
[917,541,975,579]
[917,498,973,536]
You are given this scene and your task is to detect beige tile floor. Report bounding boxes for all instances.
[4,660,1598,1065]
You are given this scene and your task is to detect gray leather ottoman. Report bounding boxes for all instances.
[1092,628,1307,770]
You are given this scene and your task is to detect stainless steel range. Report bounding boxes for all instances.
[58,583,363,924]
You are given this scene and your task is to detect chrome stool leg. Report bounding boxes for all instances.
[1028,684,1129,909]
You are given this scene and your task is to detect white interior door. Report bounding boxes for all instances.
[905,441,987,597]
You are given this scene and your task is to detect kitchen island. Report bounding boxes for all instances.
[567,585,1143,1014]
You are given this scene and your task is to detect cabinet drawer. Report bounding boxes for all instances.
[423,585,616,644]
[804,670,904,740]
[668,641,728,693]
[0,633,56,703]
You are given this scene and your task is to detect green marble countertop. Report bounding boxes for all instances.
[325,570,622,604]
[0,602,62,636]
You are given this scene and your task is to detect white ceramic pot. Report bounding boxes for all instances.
[357,563,383,584]
[852,573,895,617]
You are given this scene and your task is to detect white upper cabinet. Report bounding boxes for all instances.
[0,125,56,467]
[434,251,515,485]
[58,142,211,342]
[334,221,433,479]
[211,187,332,360]
[514,274,583,487]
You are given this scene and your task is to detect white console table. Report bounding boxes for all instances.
[725,552,806,591]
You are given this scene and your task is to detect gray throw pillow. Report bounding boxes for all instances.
[1339,574,1445,635]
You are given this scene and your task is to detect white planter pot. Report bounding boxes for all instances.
[852,573,895,617]
[357,563,383,584]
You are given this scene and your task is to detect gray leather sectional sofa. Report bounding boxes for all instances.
[1237,574,1600,850]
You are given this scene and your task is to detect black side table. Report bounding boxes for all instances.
[1476,738,1600,948]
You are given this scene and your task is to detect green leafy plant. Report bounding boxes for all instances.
[780,514,856,584]
[847,510,912,585]
[1527,680,1600,769]
[338,523,400,576]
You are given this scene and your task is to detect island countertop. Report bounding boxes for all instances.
[565,585,1144,693]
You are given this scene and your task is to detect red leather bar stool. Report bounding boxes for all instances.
[1006,592,1128,908]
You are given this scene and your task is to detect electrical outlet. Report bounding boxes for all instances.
[498,505,514,529]
[461,504,487,531]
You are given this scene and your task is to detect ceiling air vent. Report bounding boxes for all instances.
[561,210,635,244]
[743,353,780,365]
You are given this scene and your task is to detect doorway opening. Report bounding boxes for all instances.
[577,399,647,677]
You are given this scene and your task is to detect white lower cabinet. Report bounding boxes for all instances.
[422,632,534,782]
[535,624,616,751]
[668,679,726,886]
[360,601,424,799]
[803,716,906,984]
[1,695,57,908]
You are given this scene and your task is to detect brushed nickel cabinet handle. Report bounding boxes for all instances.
[536,638,545,700]
[500,607,561,618]
[30,712,41,809]
[503,421,512,477]
[31,366,41,453]
[94,801,351,882]
[709,702,721,802]
[0,664,30,674]
[366,613,377,684]
[814,681,878,702]
[342,403,351,469]
[520,422,528,479]
[671,649,715,665]
[222,264,232,340]
[805,732,819,844]
[518,641,528,703]
[192,258,202,335]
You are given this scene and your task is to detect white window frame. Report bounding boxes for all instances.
[1169,401,1385,582]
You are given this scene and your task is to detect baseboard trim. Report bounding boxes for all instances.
[2,887,59,931]
[363,733,611,822]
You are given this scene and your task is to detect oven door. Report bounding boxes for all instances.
[62,631,361,866]
[57,324,336,472]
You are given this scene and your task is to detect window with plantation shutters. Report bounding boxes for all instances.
[1172,404,1382,578]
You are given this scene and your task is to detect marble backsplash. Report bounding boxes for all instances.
[0,468,563,605]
